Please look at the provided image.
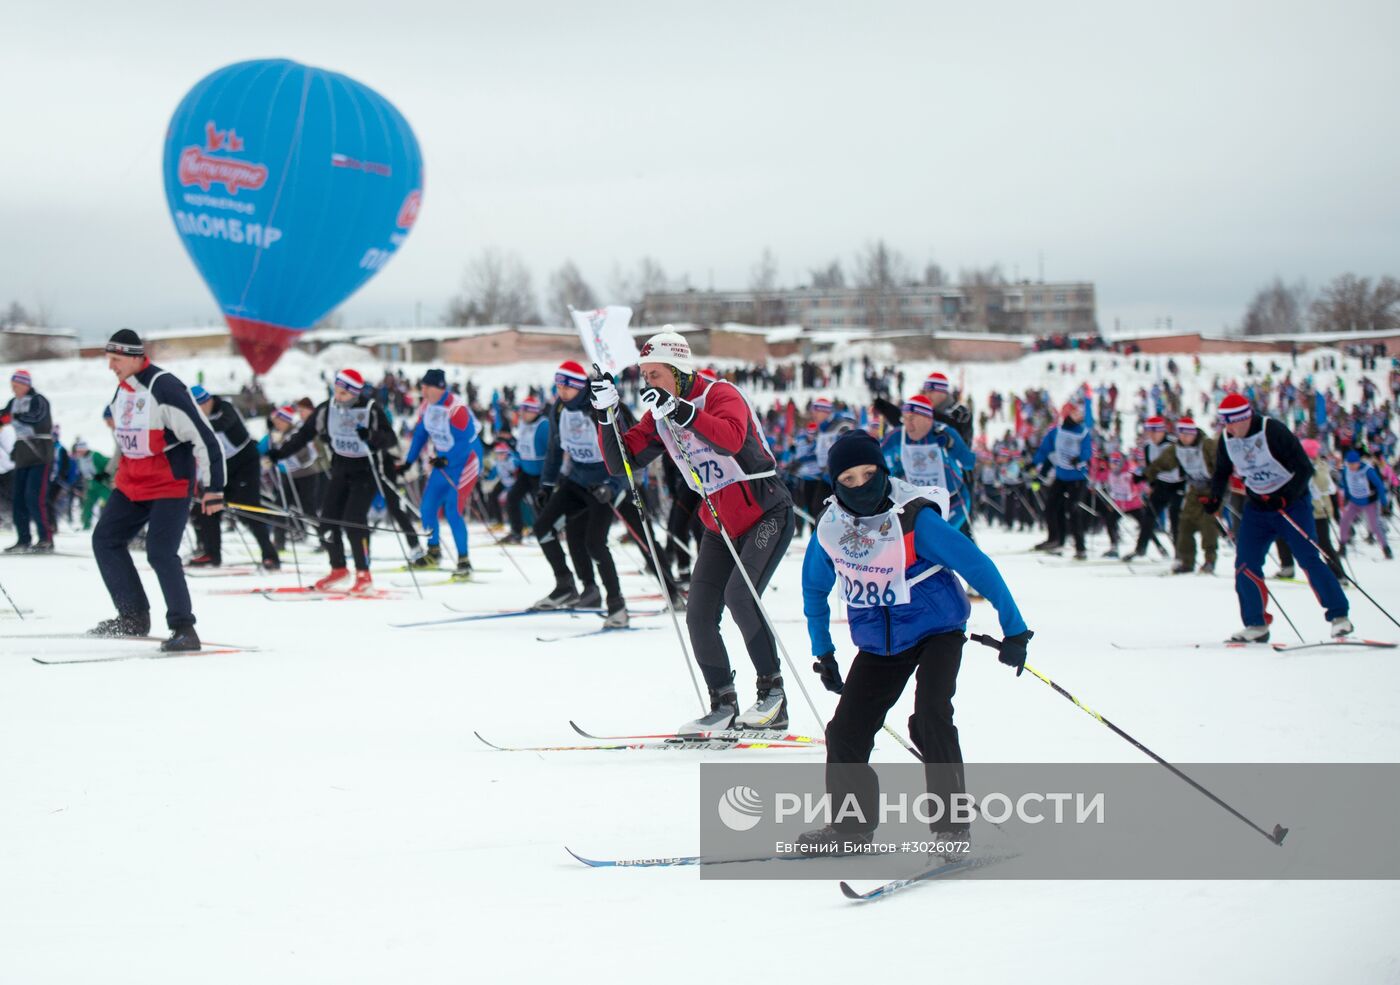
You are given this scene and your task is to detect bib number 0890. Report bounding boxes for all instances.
[841,573,896,607]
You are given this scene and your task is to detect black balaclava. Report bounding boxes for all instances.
[828,430,891,517]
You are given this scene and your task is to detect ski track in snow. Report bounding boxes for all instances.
[2,346,1398,984]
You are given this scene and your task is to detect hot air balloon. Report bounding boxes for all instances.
[162,59,423,374]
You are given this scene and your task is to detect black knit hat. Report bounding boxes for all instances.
[420,368,447,388]
[105,328,144,356]
[827,430,886,482]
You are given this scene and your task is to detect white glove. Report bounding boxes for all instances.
[638,385,677,420]
[589,377,619,411]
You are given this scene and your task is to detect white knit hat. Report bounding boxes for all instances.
[638,328,695,374]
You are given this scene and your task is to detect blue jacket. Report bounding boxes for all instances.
[515,416,550,477]
[1341,464,1387,507]
[802,503,1027,657]
[880,424,976,526]
[404,392,484,479]
[543,389,613,489]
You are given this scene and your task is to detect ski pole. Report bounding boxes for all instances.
[466,482,531,584]
[369,456,423,599]
[1280,510,1400,632]
[227,502,424,537]
[273,468,302,590]
[0,578,24,620]
[660,417,825,731]
[593,366,705,712]
[969,633,1289,846]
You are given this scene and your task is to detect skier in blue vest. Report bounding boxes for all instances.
[400,368,484,579]
[502,394,550,544]
[1202,393,1351,642]
[879,392,977,535]
[796,430,1032,854]
[1031,396,1094,559]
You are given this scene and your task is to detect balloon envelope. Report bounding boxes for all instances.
[163,59,423,373]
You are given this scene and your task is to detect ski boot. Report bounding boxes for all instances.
[1331,616,1354,639]
[160,626,202,653]
[499,532,523,546]
[186,553,220,567]
[735,674,788,729]
[1385,546,1394,560]
[1227,625,1271,644]
[793,824,874,856]
[261,555,281,571]
[1072,551,1087,561]
[3,541,31,554]
[1275,565,1296,580]
[1171,561,1192,574]
[409,545,442,569]
[450,557,473,582]
[348,570,375,595]
[30,541,54,554]
[576,583,602,609]
[1101,547,1119,559]
[677,683,739,735]
[1198,560,1215,574]
[313,567,351,591]
[602,597,630,629]
[532,582,580,611]
[1032,539,1060,553]
[88,610,151,638]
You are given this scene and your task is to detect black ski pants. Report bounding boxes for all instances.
[93,488,195,629]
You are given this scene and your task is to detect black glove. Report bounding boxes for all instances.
[1256,493,1288,512]
[812,652,844,694]
[430,455,448,469]
[1199,494,1222,514]
[394,460,413,478]
[933,427,954,450]
[355,426,372,442]
[589,483,615,505]
[533,485,554,511]
[997,630,1034,676]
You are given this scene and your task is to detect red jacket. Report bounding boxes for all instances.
[109,362,225,501]
[602,377,790,537]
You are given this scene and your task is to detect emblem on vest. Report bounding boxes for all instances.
[839,523,877,560]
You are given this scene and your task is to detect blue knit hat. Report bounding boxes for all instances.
[1345,450,1361,463]
[191,385,211,403]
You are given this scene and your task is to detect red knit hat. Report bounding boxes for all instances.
[902,394,935,418]
[1144,416,1166,432]
[273,405,297,424]
[519,396,542,413]
[334,369,365,393]
[1218,393,1252,424]
[922,372,950,394]
[554,361,588,388]
[1176,416,1198,434]
[810,397,834,414]
[10,368,32,387]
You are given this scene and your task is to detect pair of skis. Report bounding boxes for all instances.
[473,721,826,753]
[4,633,260,664]
[1111,638,1396,653]
[565,846,1013,901]
[390,604,664,630]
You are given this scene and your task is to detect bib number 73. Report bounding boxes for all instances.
[840,573,897,607]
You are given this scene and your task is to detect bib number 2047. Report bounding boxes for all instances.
[841,574,896,606]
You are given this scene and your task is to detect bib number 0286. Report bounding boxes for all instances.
[841,573,896,607]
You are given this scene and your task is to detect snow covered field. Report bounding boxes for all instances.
[2,346,1398,984]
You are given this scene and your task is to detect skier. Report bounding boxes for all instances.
[502,395,549,544]
[1103,452,1153,559]
[879,393,976,535]
[921,371,974,445]
[1338,450,1391,559]
[267,369,397,594]
[593,330,795,733]
[1032,397,1093,559]
[1,368,54,552]
[1142,416,1186,540]
[1143,416,1218,573]
[399,368,484,577]
[1202,393,1351,642]
[531,360,628,625]
[73,438,113,530]
[189,386,280,569]
[796,430,1031,853]
[264,403,327,543]
[90,330,225,651]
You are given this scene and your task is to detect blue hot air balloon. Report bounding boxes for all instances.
[162,59,423,373]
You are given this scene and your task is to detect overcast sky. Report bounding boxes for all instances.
[2,0,1397,340]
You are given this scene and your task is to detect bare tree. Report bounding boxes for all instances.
[1242,278,1310,336]
[1309,273,1400,333]
[852,240,914,331]
[545,260,598,325]
[809,260,845,289]
[958,265,1009,332]
[1,301,36,329]
[445,248,541,326]
[748,247,784,325]
[611,256,670,323]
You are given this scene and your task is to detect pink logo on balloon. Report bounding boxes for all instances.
[178,147,267,195]
[396,189,422,229]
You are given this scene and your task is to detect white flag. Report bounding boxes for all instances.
[570,305,637,376]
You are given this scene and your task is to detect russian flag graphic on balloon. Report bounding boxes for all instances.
[163,59,423,374]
